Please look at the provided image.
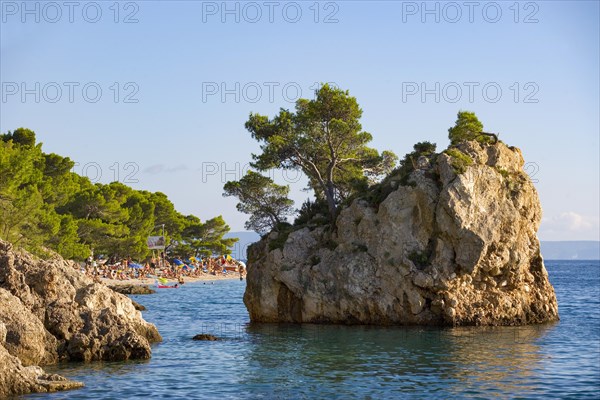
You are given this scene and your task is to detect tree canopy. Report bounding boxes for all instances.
[0,129,237,260]
[173,215,238,257]
[245,84,396,223]
[448,111,486,145]
[223,171,294,235]
[1,128,36,147]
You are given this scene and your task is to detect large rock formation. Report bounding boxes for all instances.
[244,141,559,326]
[0,240,162,397]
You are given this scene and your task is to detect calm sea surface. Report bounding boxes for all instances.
[25,260,600,399]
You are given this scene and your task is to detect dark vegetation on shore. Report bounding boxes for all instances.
[0,129,237,261]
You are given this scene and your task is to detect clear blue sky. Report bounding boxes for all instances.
[1,0,598,240]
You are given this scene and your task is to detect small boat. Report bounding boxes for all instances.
[155,279,179,289]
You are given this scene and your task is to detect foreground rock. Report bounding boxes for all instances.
[244,141,559,326]
[109,284,156,295]
[0,240,162,397]
[1,338,84,397]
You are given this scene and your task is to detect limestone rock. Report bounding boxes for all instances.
[244,141,559,326]
[0,288,57,366]
[131,300,146,311]
[0,343,84,397]
[109,285,156,295]
[0,321,6,345]
[0,240,163,396]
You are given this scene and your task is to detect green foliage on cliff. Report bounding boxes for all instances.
[496,167,510,179]
[0,129,236,260]
[444,148,473,174]
[241,105,494,252]
[448,111,492,145]
[223,171,294,235]
[244,84,397,224]
[268,227,292,251]
[396,141,437,186]
[354,141,438,209]
[293,199,330,227]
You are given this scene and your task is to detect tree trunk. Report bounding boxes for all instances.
[325,181,337,227]
[324,157,338,226]
[272,214,281,230]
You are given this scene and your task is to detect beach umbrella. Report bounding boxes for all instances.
[173,259,184,265]
[129,262,144,269]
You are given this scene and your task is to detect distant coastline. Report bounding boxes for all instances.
[540,241,600,260]
[227,233,600,261]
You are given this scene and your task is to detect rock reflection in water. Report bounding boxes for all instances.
[242,323,555,398]
[443,324,555,396]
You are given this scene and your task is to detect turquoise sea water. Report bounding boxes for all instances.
[25,260,600,399]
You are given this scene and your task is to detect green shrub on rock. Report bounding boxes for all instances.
[444,148,473,174]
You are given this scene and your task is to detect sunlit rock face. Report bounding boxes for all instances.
[244,141,559,326]
[0,240,162,397]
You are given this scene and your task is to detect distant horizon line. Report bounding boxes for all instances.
[540,240,600,243]
[227,233,600,243]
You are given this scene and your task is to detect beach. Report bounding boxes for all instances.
[101,272,243,287]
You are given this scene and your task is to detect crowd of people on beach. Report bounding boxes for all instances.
[79,254,246,283]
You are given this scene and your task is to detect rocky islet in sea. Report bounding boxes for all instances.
[244,141,560,326]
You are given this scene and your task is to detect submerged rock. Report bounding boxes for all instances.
[109,285,156,295]
[244,141,559,326]
[0,240,162,397]
[192,334,220,341]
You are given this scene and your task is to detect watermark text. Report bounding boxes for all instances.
[1,1,140,23]
[401,82,539,103]
[1,82,140,103]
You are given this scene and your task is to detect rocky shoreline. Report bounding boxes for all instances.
[244,141,560,326]
[0,240,162,397]
[108,284,156,295]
